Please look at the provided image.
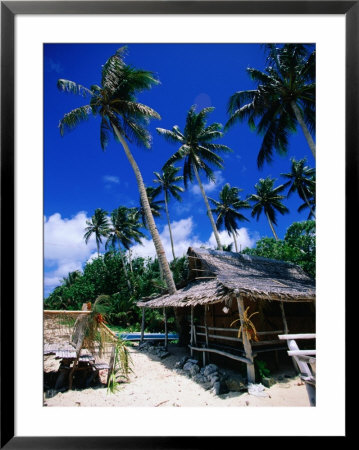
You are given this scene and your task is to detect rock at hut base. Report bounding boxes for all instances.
[261,376,276,388]
[225,374,247,392]
[203,364,218,377]
[212,381,229,396]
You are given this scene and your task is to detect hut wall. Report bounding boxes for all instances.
[191,296,315,350]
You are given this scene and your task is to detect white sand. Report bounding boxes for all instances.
[44,344,310,407]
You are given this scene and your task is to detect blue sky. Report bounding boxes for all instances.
[44,43,315,297]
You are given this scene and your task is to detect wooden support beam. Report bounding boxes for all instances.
[190,306,194,357]
[188,345,252,365]
[204,305,209,364]
[163,307,168,350]
[278,333,316,340]
[279,302,289,334]
[236,294,255,383]
[140,307,145,343]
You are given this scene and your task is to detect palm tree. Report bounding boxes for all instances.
[153,165,184,259]
[298,173,316,219]
[156,106,232,250]
[281,158,316,219]
[138,186,164,227]
[83,208,110,257]
[106,206,145,291]
[58,46,177,295]
[248,177,289,241]
[209,183,250,252]
[61,270,82,288]
[226,44,315,167]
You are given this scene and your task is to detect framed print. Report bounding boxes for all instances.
[1,0,353,447]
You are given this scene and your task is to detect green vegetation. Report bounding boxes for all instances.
[44,253,189,332]
[157,106,233,250]
[243,220,315,278]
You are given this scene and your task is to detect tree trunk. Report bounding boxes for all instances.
[291,100,316,159]
[193,165,222,250]
[231,227,239,252]
[164,192,176,260]
[113,127,177,294]
[265,211,279,241]
[300,187,316,219]
[118,246,132,292]
[128,248,133,272]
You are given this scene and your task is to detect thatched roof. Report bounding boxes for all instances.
[137,247,315,308]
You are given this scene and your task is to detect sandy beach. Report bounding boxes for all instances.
[44,343,310,407]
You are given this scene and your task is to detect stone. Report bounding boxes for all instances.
[261,377,276,388]
[175,356,189,369]
[225,374,247,392]
[209,375,219,386]
[213,381,229,396]
[189,364,200,377]
[193,374,206,384]
[183,361,195,371]
[203,364,218,377]
[187,359,199,365]
[159,351,171,359]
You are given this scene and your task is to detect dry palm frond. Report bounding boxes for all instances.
[83,295,111,357]
[230,306,259,342]
[107,340,133,394]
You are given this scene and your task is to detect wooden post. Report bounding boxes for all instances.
[236,294,256,384]
[279,302,289,334]
[140,307,145,343]
[164,307,168,350]
[190,306,194,357]
[204,305,209,364]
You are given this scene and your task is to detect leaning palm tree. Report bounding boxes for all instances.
[58,46,177,295]
[226,44,315,167]
[157,106,232,250]
[209,183,250,253]
[153,165,184,259]
[106,206,145,291]
[83,208,110,257]
[137,186,164,228]
[281,158,316,219]
[248,177,289,241]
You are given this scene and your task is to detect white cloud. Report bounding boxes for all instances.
[191,170,225,196]
[103,175,120,184]
[44,211,257,295]
[44,212,98,292]
[131,217,256,262]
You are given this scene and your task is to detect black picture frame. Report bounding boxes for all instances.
[1,1,352,447]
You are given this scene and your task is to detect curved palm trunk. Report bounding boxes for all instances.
[265,211,279,241]
[291,100,316,159]
[193,165,223,250]
[164,192,176,260]
[230,226,239,252]
[300,187,316,219]
[113,127,177,295]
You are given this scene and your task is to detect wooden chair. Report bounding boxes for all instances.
[278,333,316,406]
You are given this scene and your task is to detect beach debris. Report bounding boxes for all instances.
[248,383,268,397]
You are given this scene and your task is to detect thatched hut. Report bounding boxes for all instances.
[137,247,315,382]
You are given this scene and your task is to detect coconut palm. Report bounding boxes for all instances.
[281,158,316,219]
[153,165,184,259]
[248,177,289,241]
[298,173,316,219]
[226,44,315,167]
[209,183,250,252]
[137,186,164,227]
[84,208,110,257]
[61,270,82,288]
[106,206,145,291]
[157,106,232,250]
[58,46,177,294]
